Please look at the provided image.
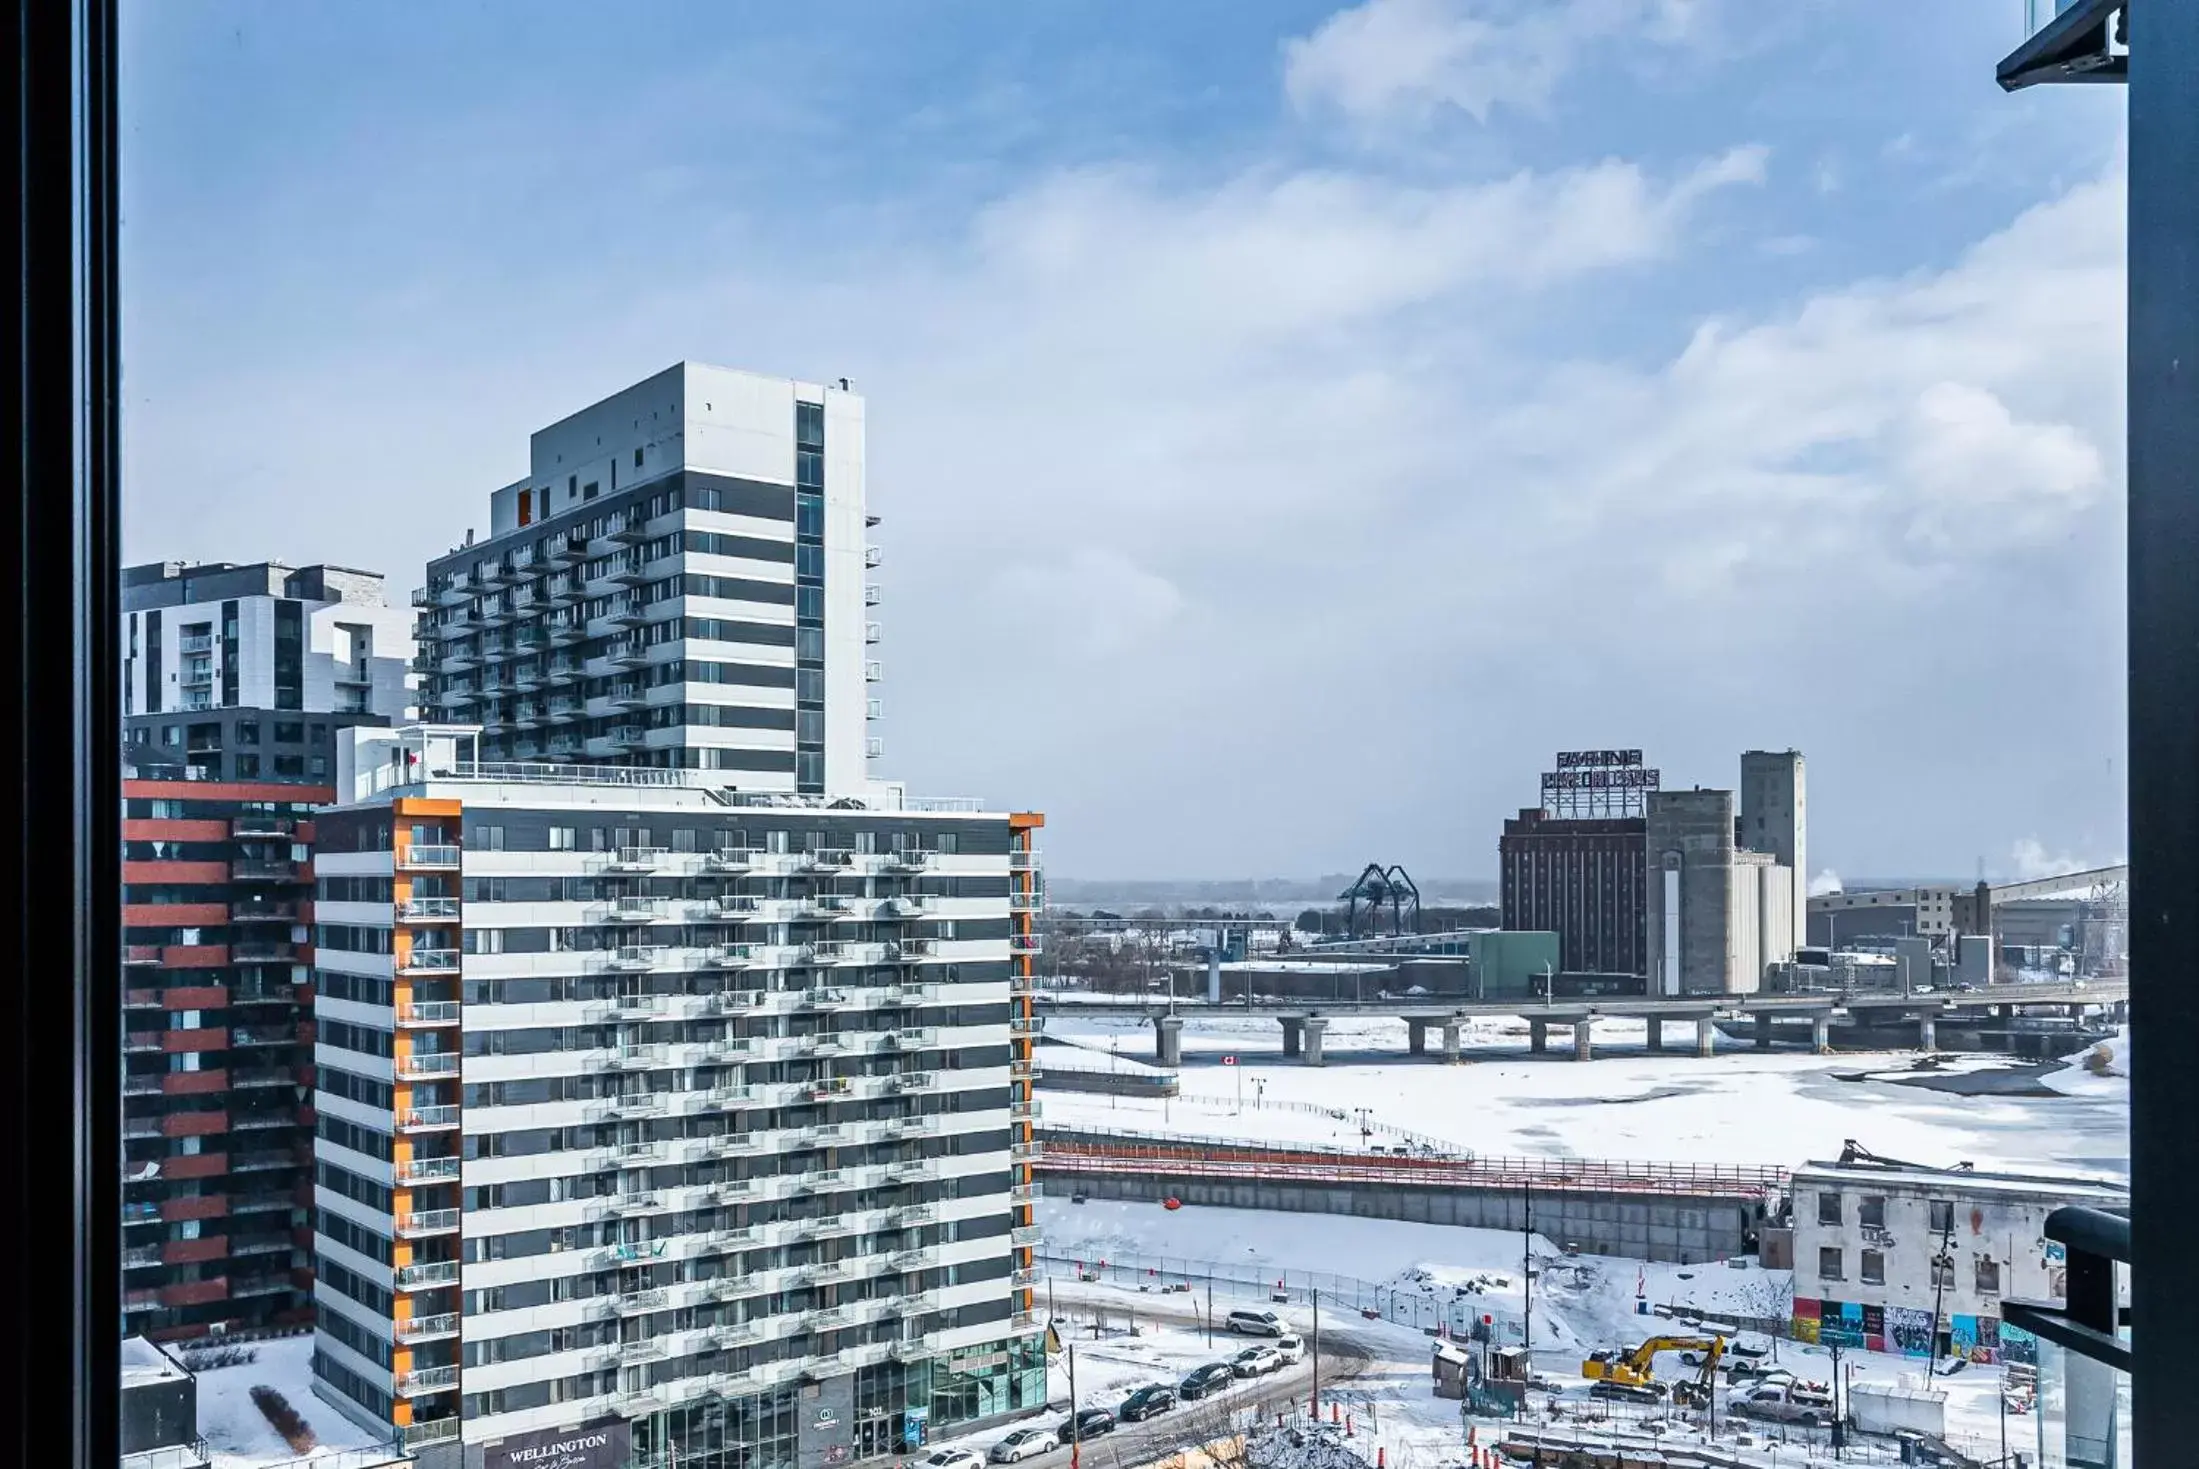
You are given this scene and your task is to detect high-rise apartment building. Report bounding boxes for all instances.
[308,726,1044,1468]
[124,560,418,781]
[122,751,323,1341]
[415,364,879,791]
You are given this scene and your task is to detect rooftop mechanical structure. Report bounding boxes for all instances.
[1339,862,1420,940]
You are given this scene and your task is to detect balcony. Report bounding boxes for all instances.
[889,1115,940,1139]
[397,1051,460,1080]
[397,1000,462,1026]
[229,902,301,925]
[881,849,934,873]
[396,1208,462,1238]
[879,896,928,919]
[891,939,936,962]
[401,948,461,975]
[801,986,849,1008]
[394,1259,460,1290]
[1010,1099,1040,1124]
[229,858,298,882]
[604,946,666,972]
[706,943,758,969]
[123,945,163,967]
[398,1105,461,1133]
[610,1043,666,1071]
[617,1287,669,1314]
[1010,889,1044,914]
[1010,934,1043,955]
[230,814,296,839]
[1010,1225,1043,1247]
[795,847,855,873]
[594,1093,667,1122]
[889,1070,936,1093]
[395,1365,459,1397]
[399,844,462,870]
[396,1155,462,1185]
[885,981,937,1004]
[892,1026,937,1048]
[706,846,758,872]
[231,1026,299,1048]
[400,896,460,921]
[395,1311,460,1343]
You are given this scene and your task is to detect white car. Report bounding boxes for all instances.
[924,1449,988,1469]
[988,1428,1054,1463]
[1232,1346,1284,1377]
[1272,1334,1306,1365]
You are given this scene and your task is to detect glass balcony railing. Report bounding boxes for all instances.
[2004,1206,2130,1469]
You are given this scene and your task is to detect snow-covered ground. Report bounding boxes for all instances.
[1040,1035,1176,1079]
[191,1335,394,1469]
[1041,1015,2130,1177]
[2043,1025,2129,1098]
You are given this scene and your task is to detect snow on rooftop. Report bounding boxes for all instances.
[121,1335,188,1386]
[191,1336,396,1469]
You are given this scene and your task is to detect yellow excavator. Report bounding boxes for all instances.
[1582,1335,1726,1406]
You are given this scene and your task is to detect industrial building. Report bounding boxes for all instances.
[306,724,1044,1466]
[1498,750,1655,975]
[414,363,880,791]
[1643,761,1801,997]
[1788,1153,2127,1364]
[123,560,418,779]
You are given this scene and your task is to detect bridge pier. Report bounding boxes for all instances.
[1572,1018,1594,1062]
[1754,1014,1774,1051]
[1153,1015,1183,1068]
[1918,1015,1937,1051]
[1280,1017,1303,1059]
[1302,1016,1329,1067]
[1645,1018,1664,1053]
[1811,1016,1832,1054]
[1695,1018,1716,1058]
[1406,1018,1428,1056]
[1442,1020,1462,1063]
[1529,1018,1548,1055]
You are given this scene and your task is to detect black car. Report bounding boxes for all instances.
[1119,1385,1177,1422]
[1178,1363,1236,1401]
[1056,1408,1116,1444]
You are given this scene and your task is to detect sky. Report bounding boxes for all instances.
[118,1,2131,883]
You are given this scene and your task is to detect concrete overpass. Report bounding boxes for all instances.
[1033,978,2126,1066]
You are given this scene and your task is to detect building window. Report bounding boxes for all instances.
[549,826,575,851]
[475,825,505,851]
[1976,1259,2001,1295]
[1817,1192,1842,1227]
[1928,1199,1954,1235]
[274,721,304,742]
[1818,1247,1844,1281]
[1861,1250,1886,1286]
[1860,1196,1886,1229]
[235,754,260,777]
[1932,1257,1955,1289]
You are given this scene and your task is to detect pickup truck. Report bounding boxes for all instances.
[1731,1381,1836,1427]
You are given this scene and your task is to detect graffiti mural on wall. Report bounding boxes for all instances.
[1950,1314,2002,1364]
[1791,1297,1821,1345]
[1886,1306,1936,1359]
[2000,1322,2039,1368]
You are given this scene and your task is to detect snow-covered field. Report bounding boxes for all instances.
[1041,1015,2130,1177]
[192,1335,394,1469]
[2043,1025,2129,1098]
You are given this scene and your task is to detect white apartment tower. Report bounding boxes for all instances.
[415,364,879,793]
[308,728,1045,1468]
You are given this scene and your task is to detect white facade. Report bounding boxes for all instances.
[309,730,1047,1461]
[1791,1160,2126,1359]
[422,363,878,793]
[121,562,416,720]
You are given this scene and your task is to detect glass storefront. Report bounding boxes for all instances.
[628,1386,800,1469]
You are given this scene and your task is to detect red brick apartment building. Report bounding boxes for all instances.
[122,760,324,1341]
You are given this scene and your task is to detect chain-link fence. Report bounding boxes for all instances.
[1037,1251,1527,1347]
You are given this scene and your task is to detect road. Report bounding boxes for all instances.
[989,1284,1383,1469]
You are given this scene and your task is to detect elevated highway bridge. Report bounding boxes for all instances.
[1033,978,2126,1066]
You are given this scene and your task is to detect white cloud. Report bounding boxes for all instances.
[1808,869,1843,897]
[993,549,1186,658]
[1283,0,1709,126]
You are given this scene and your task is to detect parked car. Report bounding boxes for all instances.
[1178,1363,1237,1400]
[1225,1309,1286,1337]
[1272,1334,1306,1365]
[989,1429,1055,1464]
[1118,1385,1177,1422]
[923,1450,988,1469]
[1232,1346,1284,1377]
[1055,1408,1115,1444]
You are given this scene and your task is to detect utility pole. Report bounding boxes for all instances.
[1205,1283,1213,1346]
[1521,1181,1534,1356]
[1068,1343,1081,1469]
[1310,1287,1321,1421]
[1927,1217,1956,1379]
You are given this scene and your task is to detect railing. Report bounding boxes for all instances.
[396,1155,461,1184]
[398,1105,461,1131]
[401,948,460,974]
[397,1311,461,1342]
[397,1051,460,1079]
[394,1259,460,1289]
[400,844,462,869]
[2005,1205,2130,1468]
[1037,1132,1789,1196]
[397,1208,462,1236]
[397,1000,461,1024]
[400,896,460,920]
[400,1418,461,1448]
[395,1364,459,1395]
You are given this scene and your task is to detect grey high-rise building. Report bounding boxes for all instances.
[1739,750,1807,954]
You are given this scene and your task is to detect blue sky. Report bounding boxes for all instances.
[120,1,2130,882]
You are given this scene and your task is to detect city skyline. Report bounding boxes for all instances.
[119,2,2130,881]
